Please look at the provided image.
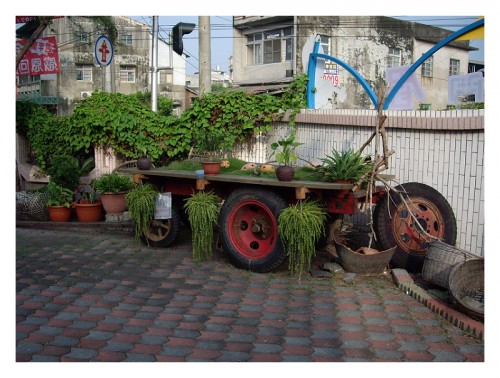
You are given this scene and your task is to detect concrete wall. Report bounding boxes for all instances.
[234,109,485,257]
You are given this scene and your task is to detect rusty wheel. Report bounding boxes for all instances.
[141,206,180,248]
[374,182,457,272]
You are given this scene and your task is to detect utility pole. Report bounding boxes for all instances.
[151,16,159,112]
[199,16,211,95]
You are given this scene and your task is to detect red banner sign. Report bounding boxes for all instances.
[16,36,60,76]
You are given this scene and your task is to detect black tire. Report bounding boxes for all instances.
[141,205,181,248]
[220,188,288,273]
[374,182,457,272]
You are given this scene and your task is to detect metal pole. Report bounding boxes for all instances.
[151,16,159,112]
[199,16,211,95]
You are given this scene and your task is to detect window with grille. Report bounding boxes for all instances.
[75,31,89,43]
[320,35,330,56]
[449,59,460,76]
[388,47,401,67]
[421,55,433,77]
[120,66,135,82]
[76,64,93,81]
[121,34,133,46]
[246,27,293,65]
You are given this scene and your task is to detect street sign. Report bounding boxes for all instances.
[95,35,113,66]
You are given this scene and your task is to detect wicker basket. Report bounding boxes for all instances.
[422,240,477,289]
[449,259,484,321]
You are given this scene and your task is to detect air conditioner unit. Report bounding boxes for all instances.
[80,91,92,99]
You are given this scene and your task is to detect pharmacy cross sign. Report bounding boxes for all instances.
[94,35,113,66]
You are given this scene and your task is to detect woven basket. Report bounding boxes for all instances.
[449,259,484,321]
[422,240,476,289]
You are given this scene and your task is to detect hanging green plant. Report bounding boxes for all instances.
[125,183,158,241]
[183,191,220,263]
[278,199,327,279]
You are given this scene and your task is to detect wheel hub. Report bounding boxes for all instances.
[393,199,444,254]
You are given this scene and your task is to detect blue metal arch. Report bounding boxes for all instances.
[307,40,379,109]
[383,18,484,109]
[306,18,484,110]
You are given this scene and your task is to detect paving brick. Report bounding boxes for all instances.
[16,227,485,363]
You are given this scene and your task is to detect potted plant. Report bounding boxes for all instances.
[73,186,103,222]
[316,147,373,184]
[92,172,135,216]
[278,199,327,279]
[270,133,304,181]
[183,191,220,262]
[194,129,226,175]
[125,183,158,242]
[45,181,74,222]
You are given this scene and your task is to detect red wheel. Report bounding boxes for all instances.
[374,182,457,272]
[220,188,287,272]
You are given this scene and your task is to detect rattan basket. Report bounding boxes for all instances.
[449,259,484,321]
[422,240,476,289]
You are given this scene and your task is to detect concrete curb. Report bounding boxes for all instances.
[391,268,484,340]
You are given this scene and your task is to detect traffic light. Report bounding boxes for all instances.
[172,22,195,55]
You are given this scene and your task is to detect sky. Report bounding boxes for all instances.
[130,15,485,76]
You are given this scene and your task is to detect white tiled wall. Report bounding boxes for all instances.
[235,110,485,257]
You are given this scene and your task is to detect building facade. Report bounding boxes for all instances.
[232,16,476,110]
[16,16,189,115]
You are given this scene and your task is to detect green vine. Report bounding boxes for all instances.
[278,199,327,279]
[16,74,308,169]
[126,183,158,242]
[183,191,220,262]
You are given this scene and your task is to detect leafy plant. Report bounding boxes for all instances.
[126,183,159,241]
[45,155,84,190]
[194,129,229,162]
[278,199,327,279]
[270,133,304,166]
[316,148,373,183]
[92,172,135,194]
[183,191,220,262]
[44,181,74,208]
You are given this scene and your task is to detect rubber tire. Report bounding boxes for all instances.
[220,188,288,273]
[374,182,457,272]
[141,205,181,248]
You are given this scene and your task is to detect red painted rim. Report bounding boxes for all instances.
[227,200,278,259]
[145,219,172,242]
[391,197,446,255]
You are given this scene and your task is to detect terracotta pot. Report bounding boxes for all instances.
[74,200,104,222]
[137,157,152,170]
[100,192,127,215]
[276,165,295,181]
[47,205,72,222]
[201,161,221,175]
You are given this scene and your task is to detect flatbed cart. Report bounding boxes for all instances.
[117,167,457,273]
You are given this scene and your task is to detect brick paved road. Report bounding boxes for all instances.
[16,227,484,362]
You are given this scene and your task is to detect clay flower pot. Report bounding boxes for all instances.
[137,157,152,170]
[100,192,127,216]
[276,165,295,181]
[74,200,104,222]
[201,161,221,175]
[47,206,72,222]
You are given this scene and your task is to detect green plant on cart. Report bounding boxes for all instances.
[270,133,304,166]
[316,147,373,183]
[183,191,220,263]
[126,183,159,242]
[278,199,327,279]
